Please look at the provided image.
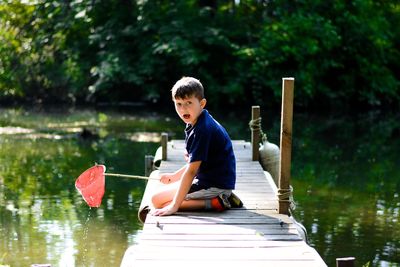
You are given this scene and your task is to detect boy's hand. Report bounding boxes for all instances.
[152,203,178,216]
[184,149,190,162]
[159,173,173,184]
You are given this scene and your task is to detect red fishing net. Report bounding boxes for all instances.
[75,165,106,207]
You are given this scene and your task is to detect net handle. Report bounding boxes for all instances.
[104,172,159,180]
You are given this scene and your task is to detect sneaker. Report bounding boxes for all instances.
[218,194,231,209]
[138,205,151,224]
[228,192,243,208]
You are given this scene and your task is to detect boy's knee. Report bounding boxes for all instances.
[151,193,163,209]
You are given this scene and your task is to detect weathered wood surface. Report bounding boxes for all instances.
[278,77,295,214]
[121,140,326,267]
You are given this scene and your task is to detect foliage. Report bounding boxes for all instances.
[0,0,399,108]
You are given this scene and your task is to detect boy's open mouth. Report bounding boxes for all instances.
[183,114,190,119]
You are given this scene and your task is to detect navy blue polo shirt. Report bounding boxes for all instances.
[185,109,236,189]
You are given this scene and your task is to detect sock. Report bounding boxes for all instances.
[211,197,225,212]
[205,199,213,210]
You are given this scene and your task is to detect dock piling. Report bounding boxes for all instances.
[144,155,154,176]
[336,257,355,267]
[161,132,168,160]
[251,106,261,161]
[278,77,295,215]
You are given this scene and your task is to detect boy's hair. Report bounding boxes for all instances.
[171,77,204,100]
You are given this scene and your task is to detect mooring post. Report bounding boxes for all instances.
[144,155,154,176]
[251,106,260,161]
[278,78,294,214]
[161,132,168,160]
[336,257,355,267]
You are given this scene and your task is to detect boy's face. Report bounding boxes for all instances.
[173,95,206,125]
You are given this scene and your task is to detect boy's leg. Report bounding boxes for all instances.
[151,182,179,209]
[179,199,206,210]
[151,182,206,210]
[151,182,230,211]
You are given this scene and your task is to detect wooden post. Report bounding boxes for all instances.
[336,257,355,267]
[144,155,154,176]
[251,106,260,161]
[161,132,168,160]
[278,78,294,214]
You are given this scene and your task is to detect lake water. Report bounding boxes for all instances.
[0,106,399,267]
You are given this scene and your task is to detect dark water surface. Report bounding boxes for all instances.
[0,107,399,267]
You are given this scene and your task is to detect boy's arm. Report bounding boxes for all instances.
[159,165,186,184]
[152,161,201,216]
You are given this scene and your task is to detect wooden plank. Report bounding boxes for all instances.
[137,236,302,243]
[138,236,303,244]
[131,246,322,261]
[138,239,305,247]
[142,223,300,235]
[145,217,289,225]
[125,260,322,267]
[162,209,289,219]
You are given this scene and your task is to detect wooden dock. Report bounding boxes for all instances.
[120,140,326,267]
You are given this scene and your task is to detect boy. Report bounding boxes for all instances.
[151,77,240,217]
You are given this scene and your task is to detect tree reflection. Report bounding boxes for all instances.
[0,120,158,266]
[291,111,400,267]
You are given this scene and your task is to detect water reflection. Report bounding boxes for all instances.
[290,112,400,267]
[0,114,159,266]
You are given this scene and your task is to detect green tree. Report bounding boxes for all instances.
[237,0,399,108]
[0,0,399,108]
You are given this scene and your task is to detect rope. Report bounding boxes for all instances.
[277,185,296,211]
[249,117,266,141]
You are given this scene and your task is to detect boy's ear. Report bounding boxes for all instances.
[200,98,207,108]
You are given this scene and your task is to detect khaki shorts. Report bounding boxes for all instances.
[185,180,232,200]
